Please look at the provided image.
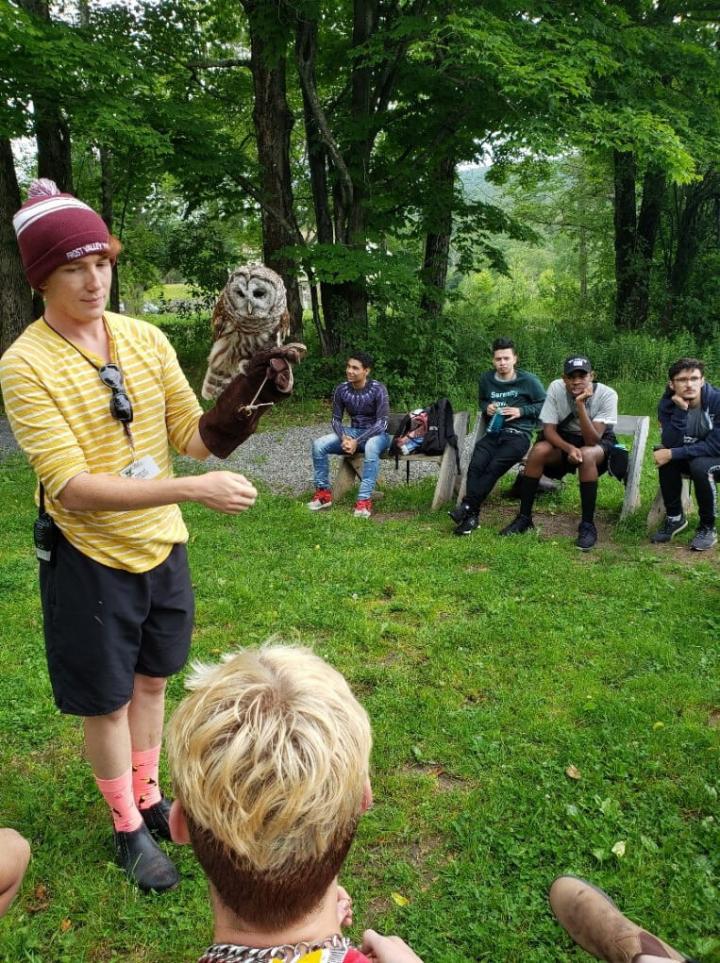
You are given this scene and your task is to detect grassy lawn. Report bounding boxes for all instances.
[0,447,718,962]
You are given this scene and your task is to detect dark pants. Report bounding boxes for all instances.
[659,455,720,528]
[464,430,530,512]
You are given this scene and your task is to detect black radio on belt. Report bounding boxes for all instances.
[34,485,57,562]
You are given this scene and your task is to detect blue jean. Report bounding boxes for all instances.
[312,429,392,500]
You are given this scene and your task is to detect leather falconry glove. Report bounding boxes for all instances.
[198,343,306,458]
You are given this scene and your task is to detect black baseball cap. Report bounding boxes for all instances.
[564,355,592,375]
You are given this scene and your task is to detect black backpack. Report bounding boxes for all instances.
[419,398,460,470]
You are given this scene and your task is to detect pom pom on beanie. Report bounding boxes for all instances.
[13,179,110,290]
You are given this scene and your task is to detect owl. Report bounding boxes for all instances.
[201,264,291,400]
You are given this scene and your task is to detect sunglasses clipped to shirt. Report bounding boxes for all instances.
[98,363,134,424]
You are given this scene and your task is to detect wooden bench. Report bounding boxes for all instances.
[332,410,469,510]
[458,412,650,520]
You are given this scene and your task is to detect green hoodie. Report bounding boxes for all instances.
[478,368,546,436]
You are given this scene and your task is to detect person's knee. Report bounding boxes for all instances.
[527,441,551,467]
[133,674,167,697]
[0,830,31,875]
[688,458,710,482]
[0,828,31,914]
[89,702,130,727]
[365,439,385,460]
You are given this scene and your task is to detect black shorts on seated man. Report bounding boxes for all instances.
[651,357,720,552]
[500,355,618,551]
[450,337,545,535]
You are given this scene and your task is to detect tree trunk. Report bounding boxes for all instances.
[661,173,720,331]
[578,225,588,302]
[242,0,303,338]
[0,139,33,353]
[613,150,637,329]
[295,10,369,353]
[420,155,455,319]
[631,167,665,326]
[18,0,74,192]
[100,146,121,312]
[613,151,665,329]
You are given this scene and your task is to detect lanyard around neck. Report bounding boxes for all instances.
[42,316,136,455]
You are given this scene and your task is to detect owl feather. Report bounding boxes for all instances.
[202,264,291,400]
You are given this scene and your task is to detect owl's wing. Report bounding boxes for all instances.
[274,309,291,346]
[211,294,232,341]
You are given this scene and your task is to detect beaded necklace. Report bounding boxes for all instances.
[197,933,352,963]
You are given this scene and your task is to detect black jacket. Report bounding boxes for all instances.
[658,381,720,460]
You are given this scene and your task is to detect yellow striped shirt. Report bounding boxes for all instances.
[0,312,203,573]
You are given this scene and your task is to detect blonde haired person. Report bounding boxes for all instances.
[166,644,423,963]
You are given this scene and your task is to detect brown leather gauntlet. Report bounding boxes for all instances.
[198,343,306,458]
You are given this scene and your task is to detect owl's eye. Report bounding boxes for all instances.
[252,288,266,299]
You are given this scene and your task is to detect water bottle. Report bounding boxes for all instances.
[487,409,505,434]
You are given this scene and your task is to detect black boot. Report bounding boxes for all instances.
[141,797,173,842]
[114,823,179,892]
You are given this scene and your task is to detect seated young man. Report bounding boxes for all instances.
[500,355,618,551]
[307,352,391,519]
[0,828,30,918]
[166,644,423,963]
[651,357,720,552]
[450,337,545,535]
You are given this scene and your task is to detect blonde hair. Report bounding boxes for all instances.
[166,644,372,926]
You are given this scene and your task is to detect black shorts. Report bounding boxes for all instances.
[542,431,613,480]
[39,532,194,717]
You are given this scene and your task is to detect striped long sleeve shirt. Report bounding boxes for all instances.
[0,312,203,573]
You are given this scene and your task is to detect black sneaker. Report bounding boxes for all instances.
[650,514,688,544]
[690,525,717,551]
[114,823,179,892]
[448,502,472,525]
[575,521,598,551]
[454,513,479,536]
[499,514,534,536]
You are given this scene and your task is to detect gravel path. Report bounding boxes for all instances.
[1,417,465,495]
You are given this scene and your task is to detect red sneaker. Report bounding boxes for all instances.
[353,499,372,518]
[307,489,333,511]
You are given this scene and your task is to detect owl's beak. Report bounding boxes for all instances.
[246,302,253,315]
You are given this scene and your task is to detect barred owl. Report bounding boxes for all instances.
[201,264,291,400]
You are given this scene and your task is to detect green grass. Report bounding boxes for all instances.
[0,453,718,962]
[144,283,194,302]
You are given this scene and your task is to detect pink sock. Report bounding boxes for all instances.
[95,771,143,833]
[132,746,162,811]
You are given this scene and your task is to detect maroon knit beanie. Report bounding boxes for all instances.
[13,179,110,290]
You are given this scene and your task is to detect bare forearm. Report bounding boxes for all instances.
[59,471,210,512]
[542,425,574,453]
[185,427,211,461]
[576,404,603,445]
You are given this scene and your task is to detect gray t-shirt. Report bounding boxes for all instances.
[540,379,618,434]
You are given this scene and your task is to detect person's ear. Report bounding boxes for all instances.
[361,779,373,813]
[169,799,192,845]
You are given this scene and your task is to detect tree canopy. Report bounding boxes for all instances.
[2,0,720,360]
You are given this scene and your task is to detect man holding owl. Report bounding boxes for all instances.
[0,181,304,893]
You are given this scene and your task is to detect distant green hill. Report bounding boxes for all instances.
[458,164,504,204]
